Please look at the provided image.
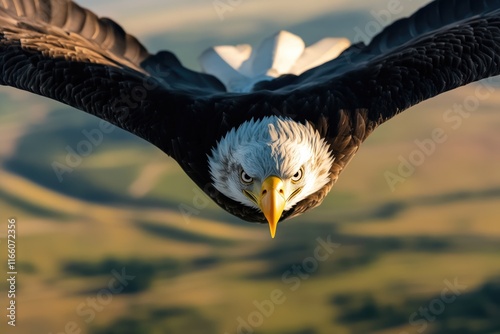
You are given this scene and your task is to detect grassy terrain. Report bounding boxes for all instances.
[0,81,499,334]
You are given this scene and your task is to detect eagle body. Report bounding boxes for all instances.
[1,0,500,237]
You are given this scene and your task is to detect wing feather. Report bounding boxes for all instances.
[0,0,226,154]
[268,0,500,128]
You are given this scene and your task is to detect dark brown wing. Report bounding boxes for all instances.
[240,0,500,221]
[0,0,148,69]
[0,0,225,154]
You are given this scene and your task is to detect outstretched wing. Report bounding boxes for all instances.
[2,0,500,222]
[228,0,500,220]
[0,0,225,154]
[262,0,500,125]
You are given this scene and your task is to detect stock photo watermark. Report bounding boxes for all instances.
[225,236,341,334]
[51,68,170,183]
[48,267,136,334]
[51,121,116,182]
[336,0,416,66]
[400,278,468,334]
[179,184,213,224]
[385,81,496,191]
[178,188,210,224]
[6,218,17,327]
[353,0,407,44]
[213,0,243,21]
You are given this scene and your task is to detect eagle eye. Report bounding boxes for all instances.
[240,170,254,184]
[291,167,304,183]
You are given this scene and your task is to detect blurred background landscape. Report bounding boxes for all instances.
[1,0,500,333]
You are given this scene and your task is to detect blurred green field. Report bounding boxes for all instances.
[1,82,499,334]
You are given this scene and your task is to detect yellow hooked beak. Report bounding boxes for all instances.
[259,176,286,238]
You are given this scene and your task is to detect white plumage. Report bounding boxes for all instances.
[208,116,334,211]
[199,30,351,92]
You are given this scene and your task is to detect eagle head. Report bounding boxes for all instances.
[208,116,334,238]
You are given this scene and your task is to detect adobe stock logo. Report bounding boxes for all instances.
[225,236,340,334]
[48,268,135,334]
[385,82,496,191]
[52,122,115,182]
[213,0,243,21]
[400,278,468,334]
[353,0,406,44]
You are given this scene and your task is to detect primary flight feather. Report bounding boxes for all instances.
[1,0,500,238]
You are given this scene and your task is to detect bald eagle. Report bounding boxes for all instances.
[1,0,500,238]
